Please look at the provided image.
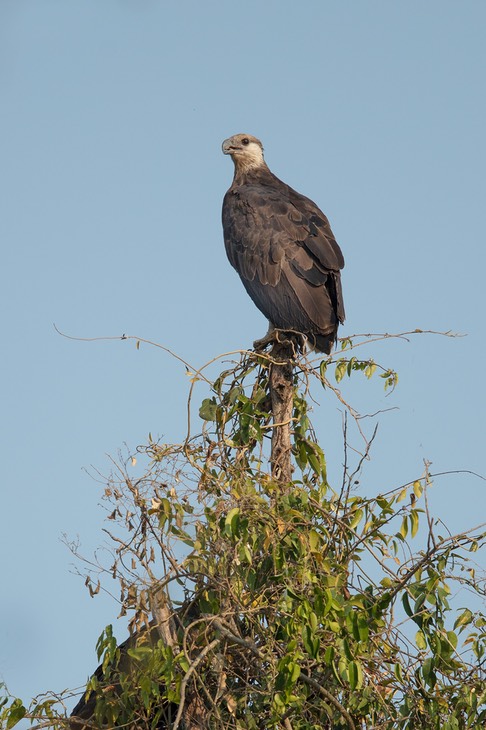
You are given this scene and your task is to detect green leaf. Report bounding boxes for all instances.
[324,645,335,665]
[302,625,319,659]
[346,357,356,376]
[342,638,353,661]
[410,510,420,538]
[413,480,423,499]
[308,529,320,551]
[364,361,377,379]
[160,497,171,516]
[446,630,458,650]
[443,719,460,730]
[319,360,328,384]
[309,611,318,632]
[288,661,301,683]
[176,652,190,673]
[416,630,427,650]
[335,360,347,383]
[356,614,369,642]
[348,660,363,690]
[402,592,413,618]
[454,608,473,631]
[296,441,308,469]
[422,657,436,688]
[199,397,218,421]
[225,507,240,537]
[349,508,364,531]
[6,700,26,729]
[127,646,153,661]
[307,450,321,475]
[376,495,391,509]
[239,543,252,564]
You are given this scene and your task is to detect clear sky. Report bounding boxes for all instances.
[1,0,485,712]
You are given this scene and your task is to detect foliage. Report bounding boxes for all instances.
[1,333,485,729]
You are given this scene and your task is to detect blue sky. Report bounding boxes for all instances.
[1,0,485,711]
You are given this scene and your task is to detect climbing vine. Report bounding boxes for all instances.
[1,332,484,729]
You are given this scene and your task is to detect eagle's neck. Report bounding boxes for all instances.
[232,159,272,184]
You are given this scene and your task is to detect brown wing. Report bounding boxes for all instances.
[222,174,345,350]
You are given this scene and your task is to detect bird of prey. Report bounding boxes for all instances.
[222,133,345,354]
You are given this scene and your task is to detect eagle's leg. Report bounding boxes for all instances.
[253,323,276,351]
[253,324,306,353]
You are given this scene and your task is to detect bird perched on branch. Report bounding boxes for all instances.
[222,133,345,354]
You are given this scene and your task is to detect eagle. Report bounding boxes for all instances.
[222,133,345,354]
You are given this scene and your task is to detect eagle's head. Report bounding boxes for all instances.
[222,133,265,172]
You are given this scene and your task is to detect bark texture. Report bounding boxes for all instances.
[268,338,295,485]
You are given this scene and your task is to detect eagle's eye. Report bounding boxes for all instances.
[241,138,250,145]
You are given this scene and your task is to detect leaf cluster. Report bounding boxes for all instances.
[2,337,485,729]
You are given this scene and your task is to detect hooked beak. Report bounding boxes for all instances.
[222,138,238,155]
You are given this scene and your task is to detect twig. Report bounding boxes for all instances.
[53,324,204,381]
[388,523,486,604]
[298,671,356,730]
[172,638,220,730]
[212,619,356,730]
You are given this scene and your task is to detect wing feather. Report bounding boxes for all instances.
[222,171,345,350]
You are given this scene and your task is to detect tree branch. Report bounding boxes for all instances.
[268,338,296,485]
[212,619,356,730]
[172,638,220,730]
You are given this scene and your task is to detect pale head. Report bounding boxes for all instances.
[222,133,266,173]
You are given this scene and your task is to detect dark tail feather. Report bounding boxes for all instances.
[310,330,337,354]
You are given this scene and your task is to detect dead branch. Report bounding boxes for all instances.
[268,338,296,485]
